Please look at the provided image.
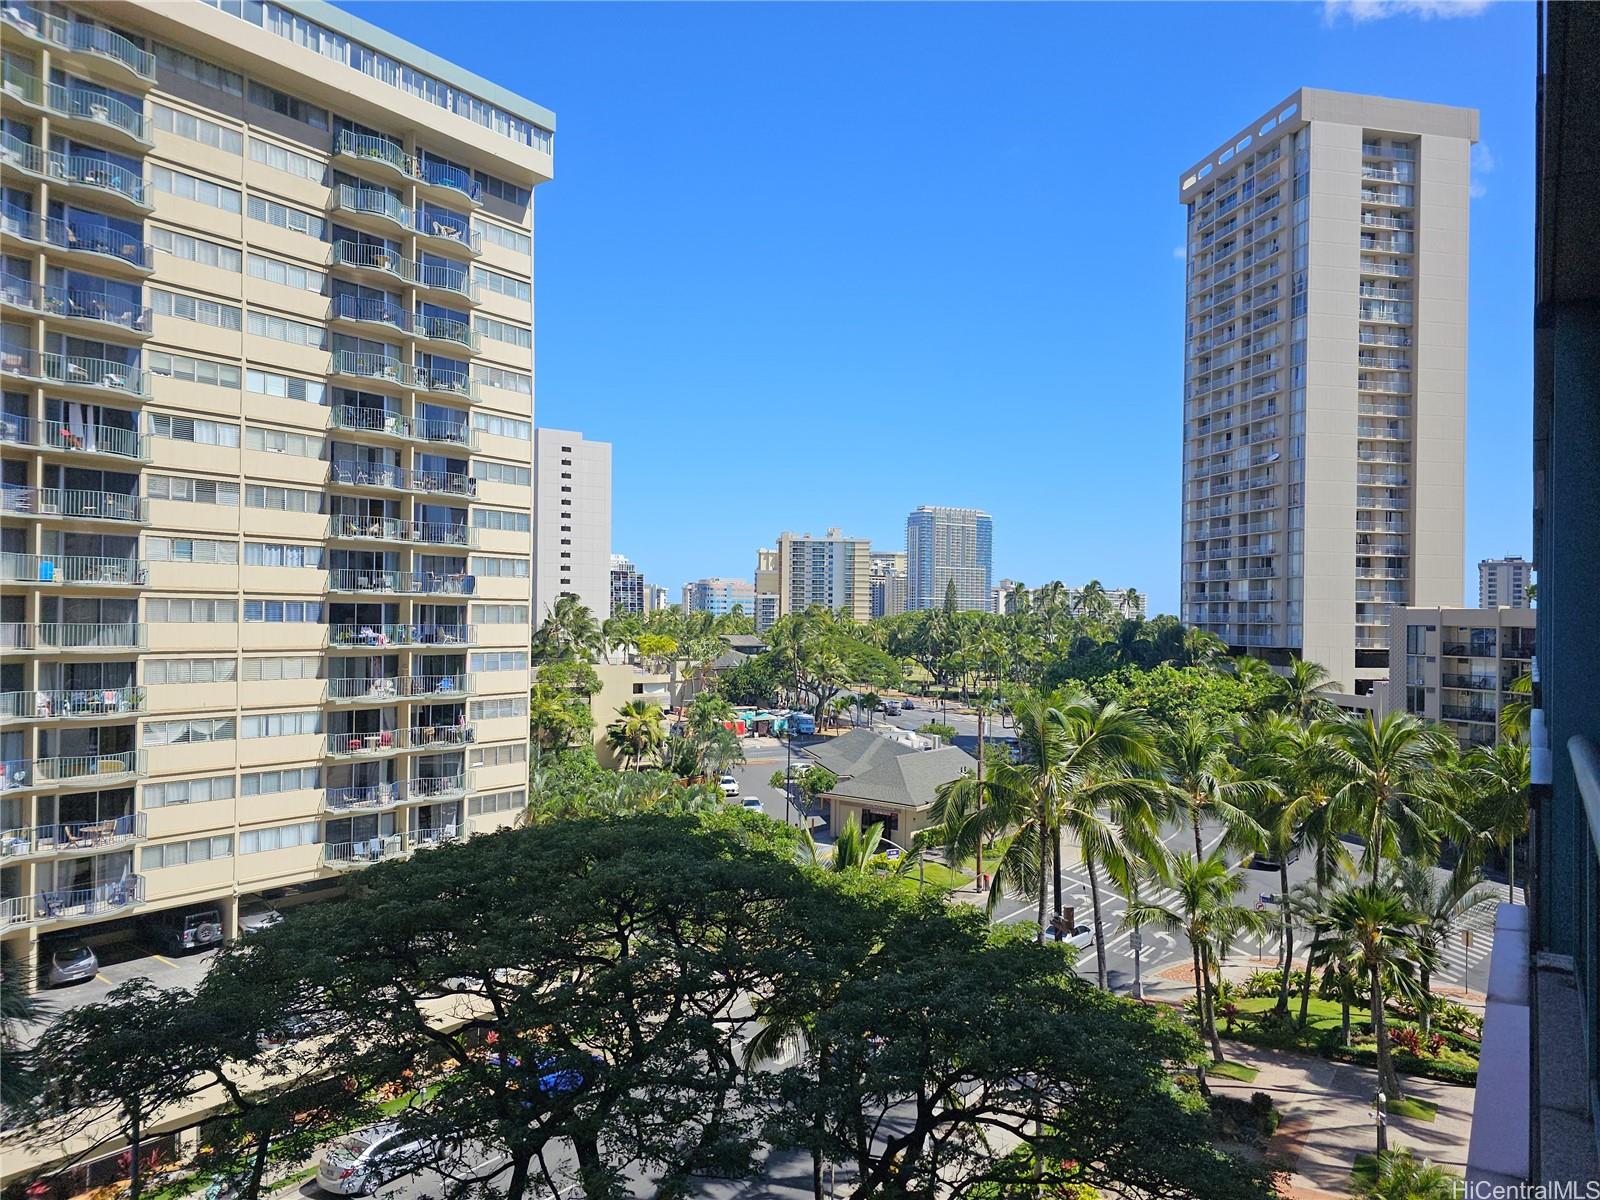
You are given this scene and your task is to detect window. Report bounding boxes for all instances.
[149,414,240,447]
[473,603,529,624]
[243,710,321,738]
[473,267,530,302]
[247,81,328,129]
[473,461,531,486]
[143,774,235,808]
[245,542,323,568]
[248,254,326,293]
[470,651,527,672]
[248,137,323,181]
[146,598,236,623]
[246,426,324,458]
[142,835,233,870]
[149,227,242,271]
[243,599,323,622]
[246,369,325,405]
[247,196,327,240]
[472,412,531,440]
[474,221,531,255]
[475,315,532,349]
[470,743,526,768]
[474,366,532,396]
[150,165,242,212]
[472,509,530,532]
[472,556,529,578]
[151,103,243,154]
[146,537,239,565]
[144,717,236,746]
[248,310,324,347]
[241,656,320,682]
[474,171,531,207]
[471,696,527,720]
[242,766,320,796]
[468,788,526,816]
[154,41,243,95]
[148,352,240,389]
[146,476,240,506]
[245,484,320,513]
[145,658,237,685]
[1406,625,1426,654]
[151,289,243,330]
[239,821,320,854]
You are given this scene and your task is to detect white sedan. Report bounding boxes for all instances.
[718,774,740,797]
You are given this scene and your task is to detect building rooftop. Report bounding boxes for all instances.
[826,745,977,811]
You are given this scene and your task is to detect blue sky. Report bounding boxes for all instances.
[355,0,1533,615]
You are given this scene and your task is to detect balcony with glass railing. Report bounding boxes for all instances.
[0,814,146,860]
[0,874,145,928]
[43,353,150,397]
[0,686,145,722]
[0,553,147,586]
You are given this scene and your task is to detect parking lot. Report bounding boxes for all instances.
[24,937,219,1028]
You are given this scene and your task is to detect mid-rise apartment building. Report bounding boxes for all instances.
[906,505,992,613]
[532,428,609,625]
[1179,89,1476,690]
[0,0,551,982]
[754,545,779,597]
[752,591,778,632]
[1382,606,1534,749]
[681,576,754,617]
[1478,554,1532,608]
[646,583,668,613]
[1068,585,1146,620]
[870,549,907,618]
[609,553,644,616]
[776,528,871,623]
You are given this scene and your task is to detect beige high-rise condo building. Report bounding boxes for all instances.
[1382,605,1534,749]
[532,428,610,626]
[776,528,871,623]
[1478,555,1532,609]
[1180,89,1476,691]
[0,0,551,983]
[870,549,907,618]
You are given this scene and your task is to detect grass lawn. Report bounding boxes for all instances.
[914,860,971,889]
[1227,996,1478,1082]
[1387,1095,1438,1122]
[1351,1152,1378,1191]
[1208,1059,1261,1083]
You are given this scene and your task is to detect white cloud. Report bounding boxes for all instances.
[1322,0,1491,25]
[1173,245,1187,262]
[1470,142,1495,198]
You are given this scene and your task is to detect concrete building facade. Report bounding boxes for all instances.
[681,576,754,618]
[1382,605,1534,749]
[1478,555,1531,609]
[609,553,644,616]
[1179,89,1477,691]
[532,428,609,625]
[870,550,907,619]
[0,0,551,980]
[906,505,992,613]
[752,592,779,632]
[776,528,871,623]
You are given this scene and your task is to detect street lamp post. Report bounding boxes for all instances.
[1371,1090,1388,1155]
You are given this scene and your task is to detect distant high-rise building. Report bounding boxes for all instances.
[646,585,671,613]
[755,547,781,598]
[1180,89,1476,689]
[610,555,646,616]
[1383,606,1534,749]
[1479,556,1532,608]
[870,551,909,618]
[534,430,611,625]
[754,593,781,632]
[682,577,757,617]
[777,529,872,622]
[906,506,993,612]
[992,579,1022,615]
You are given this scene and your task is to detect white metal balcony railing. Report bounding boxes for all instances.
[324,723,473,757]
[324,782,400,811]
[42,419,147,459]
[0,553,147,585]
[0,813,146,859]
[330,405,476,448]
[0,686,145,720]
[3,487,147,523]
[325,569,474,596]
[407,774,470,800]
[0,875,145,928]
[327,674,472,702]
[330,240,476,301]
[327,623,475,649]
[0,132,147,206]
[34,749,147,784]
[41,352,150,396]
[0,622,148,652]
[334,131,482,203]
[323,835,404,867]
[330,514,474,548]
[329,459,475,498]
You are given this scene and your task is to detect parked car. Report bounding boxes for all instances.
[45,941,97,988]
[316,1125,433,1196]
[718,774,739,797]
[237,900,283,936]
[143,908,224,954]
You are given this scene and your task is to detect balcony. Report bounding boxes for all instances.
[329,459,476,499]
[1360,400,1412,418]
[330,514,475,549]
[329,184,411,234]
[326,729,408,758]
[1356,566,1410,580]
[330,293,412,339]
[327,674,473,703]
[412,311,477,353]
[333,130,416,184]
[42,419,148,461]
[412,366,478,402]
[0,875,145,929]
[326,569,474,596]
[1360,213,1415,232]
[328,623,475,650]
[44,213,154,274]
[0,814,146,860]
[414,208,481,254]
[1,133,150,210]
[34,749,147,787]
[57,21,157,84]
[329,348,410,389]
[1358,355,1411,370]
[330,241,478,303]
[324,835,405,869]
[44,353,150,398]
[410,723,475,750]
[330,405,478,450]
[5,622,147,652]
[1441,705,1497,725]
[1358,471,1410,487]
[0,686,145,723]
[6,487,149,525]
[1442,674,1498,691]
[324,782,401,812]
[414,157,481,205]
[39,282,153,336]
[0,554,148,586]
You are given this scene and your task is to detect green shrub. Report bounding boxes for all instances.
[1242,968,1308,998]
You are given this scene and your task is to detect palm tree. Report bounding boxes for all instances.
[1127,848,1268,1066]
[604,699,665,770]
[1159,714,1269,858]
[1360,1148,1458,1200]
[1465,739,1530,902]
[1393,858,1496,1033]
[1499,670,1532,744]
[1328,712,1463,880]
[1269,657,1341,722]
[1178,627,1228,669]
[1237,712,1306,1015]
[533,593,604,663]
[1311,877,1430,1100]
[1,971,45,1109]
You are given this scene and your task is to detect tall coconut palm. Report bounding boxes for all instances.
[1328,712,1463,881]
[1237,712,1306,1015]
[604,699,665,770]
[533,593,605,663]
[1393,858,1496,1033]
[1269,657,1341,722]
[1127,848,1268,1066]
[1499,670,1532,744]
[930,690,1156,947]
[1159,714,1270,858]
[1311,877,1430,1100]
[1464,739,1531,902]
